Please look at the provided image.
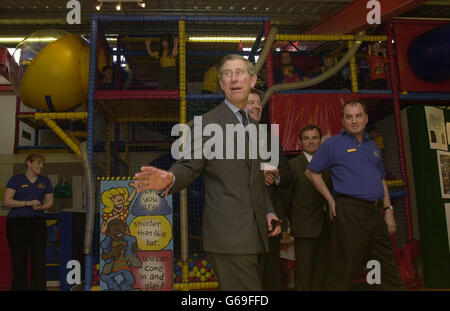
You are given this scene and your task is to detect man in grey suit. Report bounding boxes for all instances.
[281,125,332,290]
[134,54,281,291]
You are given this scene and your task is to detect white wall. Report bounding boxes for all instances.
[0,92,17,155]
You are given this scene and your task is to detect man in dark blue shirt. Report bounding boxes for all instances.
[305,100,405,290]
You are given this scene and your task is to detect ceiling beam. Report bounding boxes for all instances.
[305,0,429,34]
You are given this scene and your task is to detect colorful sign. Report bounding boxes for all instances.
[99,180,173,291]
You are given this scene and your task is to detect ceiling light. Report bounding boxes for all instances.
[0,37,59,44]
[0,37,26,43]
[116,2,121,10]
[138,1,145,8]
[95,2,102,11]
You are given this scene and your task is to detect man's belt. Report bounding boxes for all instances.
[336,193,383,207]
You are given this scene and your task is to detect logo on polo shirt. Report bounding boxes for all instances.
[37,183,47,189]
[347,148,357,153]
[373,150,380,158]
[21,184,29,188]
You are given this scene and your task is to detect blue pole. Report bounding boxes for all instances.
[249,23,265,63]
[84,14,99,292]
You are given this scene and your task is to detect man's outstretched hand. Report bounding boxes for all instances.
[134,166,174,193]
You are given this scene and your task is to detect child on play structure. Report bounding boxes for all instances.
[281,64,301,83]
[145,33,178,90]
[366,42,389,89]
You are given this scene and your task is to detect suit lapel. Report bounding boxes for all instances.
[217,102,251,168]
[217,102,240,126]
[297,152,308,169]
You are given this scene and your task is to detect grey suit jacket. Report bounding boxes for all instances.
[169,102,274,254]
[281,152,332,238]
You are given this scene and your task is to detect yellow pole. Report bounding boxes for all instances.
[179,20,187,125]
[178,19,190,291]
[34,112,87,120]
[42,118,81,157]
[348,41,359,93]
[67,132,81,146]
[275,34,387,42]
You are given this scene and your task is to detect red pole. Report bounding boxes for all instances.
[14,97,20,153]
[386,21,413,245]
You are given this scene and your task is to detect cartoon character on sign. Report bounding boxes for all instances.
[100,219,142,291]
[101,183,137,235]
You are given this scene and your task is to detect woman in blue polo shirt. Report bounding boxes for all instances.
[3,153,54,291]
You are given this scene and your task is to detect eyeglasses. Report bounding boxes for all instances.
[222,69,246,79]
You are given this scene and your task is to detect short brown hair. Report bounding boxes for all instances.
[25,153,46,163]
[249,88,263,99]
[341,100,367,117]
[300,124,322,140]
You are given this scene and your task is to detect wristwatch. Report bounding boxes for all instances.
[384,205,394,211]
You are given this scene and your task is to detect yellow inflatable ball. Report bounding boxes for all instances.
[9,29,106,112]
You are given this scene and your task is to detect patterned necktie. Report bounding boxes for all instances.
[238,109,251,168]
[238,110,248,127]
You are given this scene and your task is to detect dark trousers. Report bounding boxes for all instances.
[158,66,177,90]
[294,237,320,290]
[326,196,405,290]
[6,217,47,291]
[294,217,331,291]
[261,235,281,290]
[207,252,264,291]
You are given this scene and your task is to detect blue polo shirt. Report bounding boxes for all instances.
[5,174,53,218]
[307,130,386,201]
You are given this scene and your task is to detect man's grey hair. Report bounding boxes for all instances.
[219,54,256,78]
